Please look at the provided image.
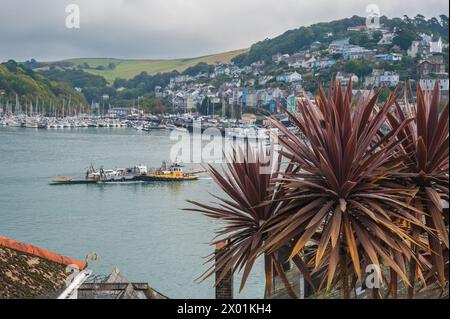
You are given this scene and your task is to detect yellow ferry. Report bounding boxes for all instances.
[141,161,199,182]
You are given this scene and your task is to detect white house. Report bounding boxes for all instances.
[272,53,283,63]
[408,34,443,57]
[342,46,374,60]
[335,72,358,86]
[419,78,449,91]
[273,54,290,64]
[302,57,317,69]
[374,53,403,62]
[172,75,194,84]
[276,72,302,83]
[329,38,350,54]
[258,76,274,85]
[430,37,443,53]
[378,33,395,45]
[364,70,400,87]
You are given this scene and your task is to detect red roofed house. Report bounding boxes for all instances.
[0,237,86,299]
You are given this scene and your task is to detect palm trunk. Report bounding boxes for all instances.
[263,255,273,298]
[408,196,422,299]
[372,287,381,299]
[273,256,298,299]
[390,268,398,299]
[408,253,417,298]
[340,235,350,299]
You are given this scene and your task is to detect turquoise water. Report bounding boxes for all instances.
[0,127,263,299]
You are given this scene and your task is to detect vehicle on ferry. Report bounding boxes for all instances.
[96,165,148,183]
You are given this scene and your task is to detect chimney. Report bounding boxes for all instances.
[215,241,233,299]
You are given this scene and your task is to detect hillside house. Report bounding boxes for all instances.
[335,72,358,86]
[155,86,164,98]
[347,25,369,32]
[408,35,443,57]
[171,75,194,84]
[301,57,317,69]
[251,60,265,68]
[364,69,400,88]
[374,53,403,62]
[272,53,283,63]
[310,41,322,51]
[173,92,186,109]
[276,72,302,83]
[214,64,231,77]
[377,33,395,45]
[329,38,350,54]
[229,65,241,78]
[258,75,274,85]
[273,53,290,64]
[419,78,449,92]
[417,55,447,77]
[312,58,337,69]
[343,46,374,60]
[285,52,311,67]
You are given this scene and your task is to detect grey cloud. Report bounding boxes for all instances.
[0,0,448,62]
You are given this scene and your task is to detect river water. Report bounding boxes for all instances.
[0,127,264,299]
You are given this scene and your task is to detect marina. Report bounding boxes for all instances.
[0,112,288,141]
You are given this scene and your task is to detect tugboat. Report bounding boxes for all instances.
[141,161,199,182]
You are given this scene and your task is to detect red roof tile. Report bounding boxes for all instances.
[0,237,86,270]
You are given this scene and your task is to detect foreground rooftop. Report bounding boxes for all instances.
[0,236,86,299]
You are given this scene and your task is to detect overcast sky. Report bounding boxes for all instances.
[0,0,448,62]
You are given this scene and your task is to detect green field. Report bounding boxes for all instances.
[64,49,248,82]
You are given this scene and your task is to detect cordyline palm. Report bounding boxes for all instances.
[264,82,432,298]
[387,82,449,297]
[185,146,309,298]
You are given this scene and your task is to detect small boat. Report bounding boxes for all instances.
[226,127,271,140]
[8,120,22,127]
[168,125,188,133]
[141,161,199,182]
[142,123,167,131]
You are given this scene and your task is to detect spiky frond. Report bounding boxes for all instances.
[265,82,431,294]
[387,82,449,290]
[185,146,301,296]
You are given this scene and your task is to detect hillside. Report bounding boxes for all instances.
[5,14,448,113]
[232,14,449,66]
[0,61,87,109]
[62,49,248,82]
